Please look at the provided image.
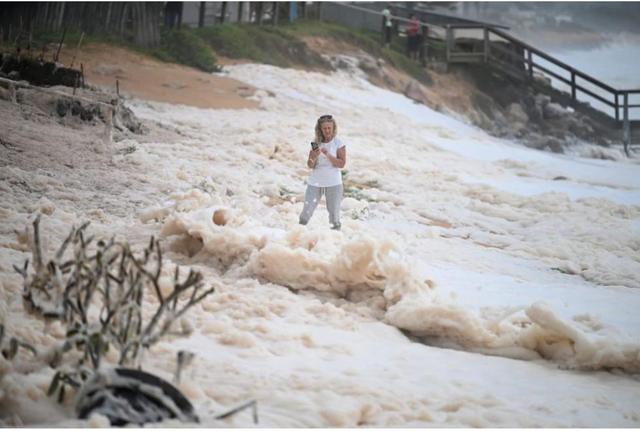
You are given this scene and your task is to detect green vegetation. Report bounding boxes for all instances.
[155,29,218,72]
[195,24,329,69]
[195,25,262,61]
[194,20,432,85]
[289,20,383,54]
[3,19,432,84]
[1,29,219,73]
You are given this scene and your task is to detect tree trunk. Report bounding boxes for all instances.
[257,3,263,25]
[55,3,66,31]
[198,2,206,27]
[220,2,227,24]
[0,2,162,50]
[106,3,112,31]
[149,3,161,47]
[120,3,129,37]
[273,2,278,26]
[132,3,144,45]
[131,3,160,48]
[237,2,243,23]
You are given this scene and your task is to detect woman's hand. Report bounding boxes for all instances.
[307,148,321,168]
[320,147,346,168]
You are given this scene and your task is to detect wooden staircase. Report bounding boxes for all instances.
[332,2,640,155]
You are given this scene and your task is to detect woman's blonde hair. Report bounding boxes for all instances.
[314,115,337,143]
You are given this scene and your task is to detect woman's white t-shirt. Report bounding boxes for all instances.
[307,137,345,187]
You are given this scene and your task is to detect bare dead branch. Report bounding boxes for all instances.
[9,219,216,405]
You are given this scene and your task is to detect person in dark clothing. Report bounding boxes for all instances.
[406,14,420,61]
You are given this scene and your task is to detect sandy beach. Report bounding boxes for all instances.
[57,43,258,109]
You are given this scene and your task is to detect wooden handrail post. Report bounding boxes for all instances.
[623,92,630,156]
[615,93,619,121]
[527,50,533,79]
[571,71,576,101]
[483,27,488,63]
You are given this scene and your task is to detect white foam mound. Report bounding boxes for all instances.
[388,297,640,372]
[161,199,640,373]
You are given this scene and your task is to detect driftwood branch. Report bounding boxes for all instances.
[9,216,216,402]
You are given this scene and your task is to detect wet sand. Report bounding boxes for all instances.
[58,43,259,110]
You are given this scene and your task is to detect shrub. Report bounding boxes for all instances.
[196,24,329,69]
[196,25,262,61]
[157,29,218,72]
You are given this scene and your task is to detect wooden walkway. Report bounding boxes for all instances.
[332,2,640,155]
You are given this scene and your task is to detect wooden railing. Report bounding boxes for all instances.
[331,2,640,154]
[447,25,640,154]
[486,28,639,122]
[421,22,640,155]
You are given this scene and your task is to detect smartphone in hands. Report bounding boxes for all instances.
[310,141,319,151]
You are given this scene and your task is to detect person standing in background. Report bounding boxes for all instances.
[406,14,420,61]
[382,5,393,48]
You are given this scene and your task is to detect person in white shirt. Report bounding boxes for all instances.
[299,114,347,230]
[382,5,393,48]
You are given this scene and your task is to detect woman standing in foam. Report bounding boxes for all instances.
[299,115,347,230]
